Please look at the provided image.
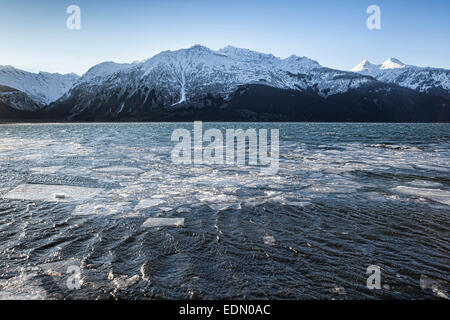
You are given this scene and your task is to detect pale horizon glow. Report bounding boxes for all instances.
[0,0,449,75]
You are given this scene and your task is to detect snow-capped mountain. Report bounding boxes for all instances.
[0,65,79,108]
[350,58,450,94]
[1,45,449,121]
[0,85,39,111]
[50,45,376,118]
[350,59,380,73]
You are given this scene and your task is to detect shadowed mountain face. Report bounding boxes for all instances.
[41,84,449,123]
[0,85,40,112]
[0,66,79,107]
[0,46,449,122]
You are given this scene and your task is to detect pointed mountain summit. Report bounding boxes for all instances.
[350,59,380,73]
[381,58,406,70]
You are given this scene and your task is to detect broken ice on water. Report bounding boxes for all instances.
[142,217,185,227]
[4,184,104,202]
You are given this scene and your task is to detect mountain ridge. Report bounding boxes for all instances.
[0,45,449,122]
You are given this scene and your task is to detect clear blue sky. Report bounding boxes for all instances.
[0,0,448,75]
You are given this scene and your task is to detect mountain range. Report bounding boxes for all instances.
[1,45,449,122]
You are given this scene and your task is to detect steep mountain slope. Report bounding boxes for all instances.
[1,45,449,122]
[350,58,450,95]
[48,45,375,118]
[0,85,40,111]
[0,65,79,107]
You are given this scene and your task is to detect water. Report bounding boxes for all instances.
[0,122,449,299]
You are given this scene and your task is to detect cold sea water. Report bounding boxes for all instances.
[0,122,448,299]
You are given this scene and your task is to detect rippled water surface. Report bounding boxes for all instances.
[0,122,449,299]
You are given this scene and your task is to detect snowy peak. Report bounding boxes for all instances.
[281,55,322,73]
[381,58,405,70]
[350,59,379,72]
[217,46,277,62]
[80,61,132,84]
[0,65,79,107]
[350,57,449,93]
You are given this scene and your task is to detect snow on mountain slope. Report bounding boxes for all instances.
[351,58,450,93]
[0,85,40,111]
[350,59,380,73]
[53,45,374,116]
[381,58,406,70]
[0,65,79,107]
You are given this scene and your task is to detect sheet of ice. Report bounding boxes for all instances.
[73,202,131,216]
[408,180,443,188]
[135,199,165,210]
[93,166,144,175]
[208,202,241,211]
[29,166,64,174]
[142,217,185,227]
[108,273,140,290]
[4,184,103,202]
[176,207,192,213]
[393,186,450,206]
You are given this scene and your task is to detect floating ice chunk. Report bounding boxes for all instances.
[160,207,173,212]
[93,166,144,175]
[142,217,185,227]
[408,180,443,188]
[196,193,238,203]
[209,202,241,211]
[244,198,267,207]
[265,191,282,197]
[209,203,231,211]
[4,184,103,202]
[393,186,450,206]
[73,202,131,216]
[30,166,64,174]
[135,199,165,210]
[108,273,140,290]
[176,207,192,213]
[73,203,110,216]
[263,235,276,246]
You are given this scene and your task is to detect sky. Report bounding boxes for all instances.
[0,0,449,75]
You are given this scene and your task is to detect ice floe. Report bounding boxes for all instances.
[142,217,185,227]
[135,199,166,210]
[108,272,140,290]
[29,166,64,174]
[4,184,103,202]
[72,202,132,216]
[393,186,450,206]
[93,166,144,175]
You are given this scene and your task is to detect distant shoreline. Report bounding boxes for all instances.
[1,120,450,125]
